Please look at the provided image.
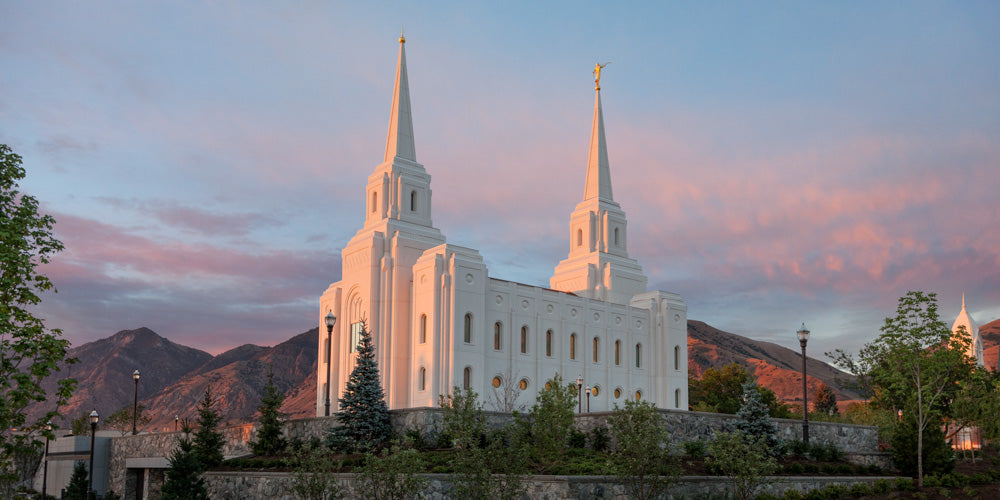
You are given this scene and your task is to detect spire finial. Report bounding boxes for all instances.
[593,61,611,90]
[962,292,966,309]
[399,27,405,44]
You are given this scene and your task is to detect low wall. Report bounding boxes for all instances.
[202,471,901,499]
[108,408,882,496]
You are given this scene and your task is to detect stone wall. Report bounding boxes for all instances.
[109,408,883,497]
[201,471,901,499]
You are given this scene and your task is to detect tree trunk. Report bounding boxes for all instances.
[917,366,924,488]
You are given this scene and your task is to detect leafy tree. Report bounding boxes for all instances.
[63,461,90,500]
[105,403,152,436]
[813,383,838,416]
[690,363,791,417]
[355,444,427,500]
[70,413,92,436]
[440,386,526,499]
[607,399,679,500]
[733,380,782,456]
[830,291,974,486]
[192,387,225,468]
[250,368,286,456]
[0,144,76,495]
[514,373,576,472]
[287,446,343,500]
[161,436,210,500]
[707,431,778,500]
[328,321,391,452]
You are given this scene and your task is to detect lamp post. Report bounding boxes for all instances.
[88,409,99,499]
[174,415,179,432]
[42,421,51,499]
[585,386,591,414]
[576,376,583,414]
[132,369,140,435]
[796,323,810,444]
[324,311,337,417]
[897,409,903,422]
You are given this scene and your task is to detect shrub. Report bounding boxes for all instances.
[733,380,782,456]
[682,440,707,458]
[890,417,955,478]
[848,482,870,497]
[287,447,343,500]
[781,489,804,500]
[894,477,915,491]
[786,439,809,457]
[783,462,804,474]
[607,399,679,500]
[589,425,610,452]
[871,478,893,494]
[808,442,843,462]
[568,428,587,449]
[355,445,427,500]
[706,431,778,500]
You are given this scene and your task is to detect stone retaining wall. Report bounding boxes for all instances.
[202,471,901,499]
[109,408,883,497]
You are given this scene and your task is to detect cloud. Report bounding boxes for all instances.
[96,197,280,237]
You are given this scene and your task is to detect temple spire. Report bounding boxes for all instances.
[384,32,416,163]
[583,86,613,201]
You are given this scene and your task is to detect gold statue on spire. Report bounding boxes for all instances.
[593,61,611,90]
[399,27,405,44]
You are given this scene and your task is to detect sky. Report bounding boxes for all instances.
[3,2,999,361]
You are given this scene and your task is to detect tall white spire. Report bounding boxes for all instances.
[952,294,984,367]
[384,31,416,163]
[583,88,614,202]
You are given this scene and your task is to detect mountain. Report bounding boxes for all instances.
[687,320,863,406]
[139,328,318,430]
[980,318,1000,370]
[34,327,214,427]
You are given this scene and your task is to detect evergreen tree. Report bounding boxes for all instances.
[63,461,89,500]
[161,437,210,500]
[250,368,287,456]
[733,380,781,455]
[330,321,391,451]
[192,387,225,468]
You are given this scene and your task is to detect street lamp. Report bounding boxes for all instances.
[897,409,903,422]
[132,369,140,435]
[324,311,337,417]
[42,421,51,499]
[88,409,99,499]
[585,386,591,414]
[576,376,583,414]
[174,415,179,432]
[797,323,810,444]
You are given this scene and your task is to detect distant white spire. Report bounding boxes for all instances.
[583,88,613,202]
[384,32,416,163]
[952,294,984,367]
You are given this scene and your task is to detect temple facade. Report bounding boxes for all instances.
[317,36,688,415]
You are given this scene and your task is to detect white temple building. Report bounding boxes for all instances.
[317,36,688,415]
[952,294,985,368]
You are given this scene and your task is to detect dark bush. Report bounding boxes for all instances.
[682,440,706,457]
[848,482,870,497]
[568,428,587,449]
[871,478,894,494]
[889,419,954,477]
[786,439,810,457]
[588,425,610,452]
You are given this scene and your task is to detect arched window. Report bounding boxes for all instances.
[419,367,426,391]
[492,376,502,388]
[576,229,583,247]
[570,333,576,360]
[463,313,473,344]
[463,367,471,390]
[546,329,553,357]
[519,379,529,390]
[371,191,378,213]
[593,337,600,363]
[591,385,600,397]
[410,190,417,211]
[614,340,621,365]
[614,387,622,399]
[494,322,502,350]
[635,343,642,368]
[635,390,642,401]
[674,345,680,370]
[419,314,427,344]
[614,227,620,246]
[520,326,529,354]
[675,388,681,409]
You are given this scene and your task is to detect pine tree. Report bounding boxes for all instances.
[192,387,225,468]
[734,380,781,455]
[250,367,287,456]
[330,321,391,451]
[63,461,89,500]
[161,437,210,500]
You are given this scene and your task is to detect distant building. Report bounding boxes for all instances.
[951,294,985,368]
[316,36,688,414]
